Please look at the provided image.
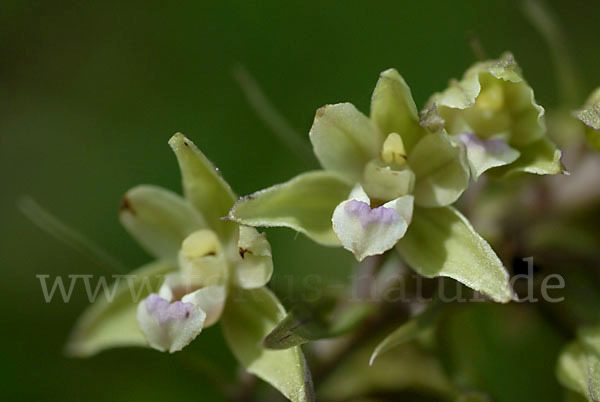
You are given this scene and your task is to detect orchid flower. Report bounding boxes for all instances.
[229,69,517,302]
[67,134,311,402]
[427,52,565,178]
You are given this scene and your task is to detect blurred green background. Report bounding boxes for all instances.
[1,1,598,401]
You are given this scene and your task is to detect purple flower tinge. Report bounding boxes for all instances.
[345,200,398,228]
[457,133,511,155]
[145,293,195,325]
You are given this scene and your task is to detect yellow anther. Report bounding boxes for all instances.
[381,133,407,165]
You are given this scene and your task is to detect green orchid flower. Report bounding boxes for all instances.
[427,52,565,178]
[67,133,311,402]
[229,70,514,303]
[573,87,600,152]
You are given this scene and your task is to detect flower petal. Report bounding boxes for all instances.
[234,226,274,289]
[66,260,175,357]
[396,206,514,303]
[408,132,470,207]
[332,185,414,261]
[310,103,384,182]
[370,68,422,152]
[136,270,225,352]
[457,133,520,179]
[346,183,370,203]
[181,285,226,327]
[119,185,206,261]
[137,292,206,353]
[228,170,352,246]
[168,133,237,239]
[491,137,565,177]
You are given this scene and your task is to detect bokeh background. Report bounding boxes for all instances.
[1,1,598,401]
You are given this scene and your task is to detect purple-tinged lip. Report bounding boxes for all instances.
[345,200,398,228]
[145,293,195,325]
[457,133,512,155]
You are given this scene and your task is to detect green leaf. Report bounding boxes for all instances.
[119,185,206,261]
[587,354,600,401]
[579,327,600,401]
[228,171,352,246]
[264,300,375,350]
[573,87,600,152]
[557,343,593,400]
[408,133,470,207]
[492,137,565,177]
[66,260,175,357]
[397,206,514,303]
[574,87,600,131]
[169,133,237,239]
[221,287,314,402]
[369,300,441,365]
[370,68,422,152]
[310,103,384,182]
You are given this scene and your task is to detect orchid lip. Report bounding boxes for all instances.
[457,133,511,155]
[145,293,196,325]
[344,200,399,228]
